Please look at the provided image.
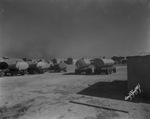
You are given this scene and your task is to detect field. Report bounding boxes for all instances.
[0,65,150,119]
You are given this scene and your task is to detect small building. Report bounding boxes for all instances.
[67,57,73,65]
[127,55,150,98]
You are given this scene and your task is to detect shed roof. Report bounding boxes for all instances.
[127,52,150,58]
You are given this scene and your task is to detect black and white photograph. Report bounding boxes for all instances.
[0,0,150,119]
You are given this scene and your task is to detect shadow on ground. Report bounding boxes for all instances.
[63,72,106,76]
[77,80,150,104]
[63,72,77,75]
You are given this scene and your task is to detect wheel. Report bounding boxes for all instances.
[33,70,37,74]
[86,68,92,75]
[0,71,5,77]
[113,68,116,73]
[94,69,98,74]
[11,72,15,76]
[109,69,112,74]
[20,70,25,75]
[106,69,110,75]
[63,69,67,72]
[56,69,61,72]
[28,70,32,74]
[94,68,101,74]
[21,72,24,75]
[4,72,7,76]
[75,69,78,74]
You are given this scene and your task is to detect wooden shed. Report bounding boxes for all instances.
[127,55,150,98]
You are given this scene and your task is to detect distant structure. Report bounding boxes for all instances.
[111,56,125,64]
[3,56,9,59]
[64,57,73,65]
[52,58,57,65]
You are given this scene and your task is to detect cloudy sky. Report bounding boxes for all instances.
[0,0,150,59]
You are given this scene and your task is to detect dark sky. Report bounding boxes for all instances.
[0,0,150,59]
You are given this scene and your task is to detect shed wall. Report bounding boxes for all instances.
[127,55,150,98]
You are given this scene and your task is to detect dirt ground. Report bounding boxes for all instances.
[0,65,150,119]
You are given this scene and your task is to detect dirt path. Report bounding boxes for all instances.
[0,66,150,119]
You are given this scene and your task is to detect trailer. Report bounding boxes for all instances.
[91,58,116,74]
[49,61,67,72]
[27,61,47,74]
[75,58,93,75]
[2,61,29,76]
[0,62,9,77]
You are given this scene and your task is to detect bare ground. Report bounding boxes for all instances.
[0,65,150,119]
